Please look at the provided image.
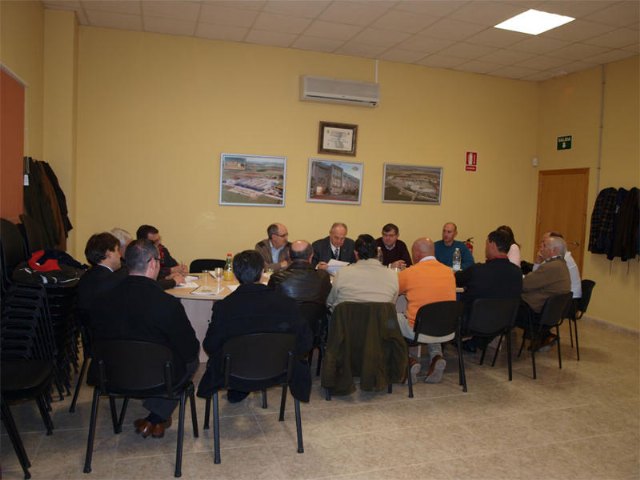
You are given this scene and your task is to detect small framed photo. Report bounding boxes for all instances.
[382,163,442,205]
[307,158,363,205]
[219,153,286,207]
[318,121,358,156]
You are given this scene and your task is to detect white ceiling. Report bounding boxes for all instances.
[42,0,640,81]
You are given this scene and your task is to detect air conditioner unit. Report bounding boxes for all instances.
[300,75,380,108]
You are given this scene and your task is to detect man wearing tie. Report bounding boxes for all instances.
[312,222,356,270]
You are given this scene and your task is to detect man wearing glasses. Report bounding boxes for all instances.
[255,223,291,272]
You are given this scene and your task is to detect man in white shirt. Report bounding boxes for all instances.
[533,231,582,298]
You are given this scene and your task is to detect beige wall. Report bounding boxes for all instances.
[0,0,44,158]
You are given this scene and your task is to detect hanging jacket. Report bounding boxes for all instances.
[588,187,617,254]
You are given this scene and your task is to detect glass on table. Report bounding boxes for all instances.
[202,270,210,287]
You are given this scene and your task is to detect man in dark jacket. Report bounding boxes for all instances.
[198,250,312,403]
[90,239,199,439]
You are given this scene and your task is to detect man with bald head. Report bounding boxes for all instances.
[398,237,457,384]
[434,222,475,270]
[255,223,291,272]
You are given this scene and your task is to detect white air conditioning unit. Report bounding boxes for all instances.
[300,75,380,108]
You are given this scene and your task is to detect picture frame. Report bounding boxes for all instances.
[318,121,358,156]
[307,158,363,205]
[382,163,442,205]
[219,153,286,207]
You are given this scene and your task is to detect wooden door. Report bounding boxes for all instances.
[535,168,589,271]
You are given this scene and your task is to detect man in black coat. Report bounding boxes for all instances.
[456,229,523,350]
[198,250,312,403]
[312,222,356,269]
[90,239,199,438]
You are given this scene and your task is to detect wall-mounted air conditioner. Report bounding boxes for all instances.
[300,75,380,108]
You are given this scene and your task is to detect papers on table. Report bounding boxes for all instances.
[177,282,198,289]
[190,286,219,295]
[326,259,349,276]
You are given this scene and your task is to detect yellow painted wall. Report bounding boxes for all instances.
[0,0,44,158]
[75,27,538,270]
[538,57,639,330]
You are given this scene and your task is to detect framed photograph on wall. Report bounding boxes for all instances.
[318,121,358,156]
[307,158,363,205]
[382,163,442,205]
[219,153,286,207]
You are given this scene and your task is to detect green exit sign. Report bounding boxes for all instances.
[557,135,572,150]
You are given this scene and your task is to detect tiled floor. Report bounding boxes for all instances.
[2,318,639,480]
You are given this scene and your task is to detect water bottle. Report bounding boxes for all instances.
[452,247,461,272]
[223,253,234,281]
[376,246,383,263]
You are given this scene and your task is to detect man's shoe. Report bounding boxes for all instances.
[151,417,172,439]
[425,355,446,384]
[133,419,154,438]
[462,340,477,354]
[537,333,558,353]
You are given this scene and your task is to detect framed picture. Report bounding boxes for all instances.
[318,121,358,156]
[307,158,363,205]
[382,163,442,205]
[219,153,286,207]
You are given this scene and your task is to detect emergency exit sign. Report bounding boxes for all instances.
[557,135,572,150]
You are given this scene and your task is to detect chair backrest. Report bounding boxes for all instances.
[539,292,573,327]
[92,340,174,393]
[1,218,27,286]
[189,258,226,273]
[576,280,596,317]
[19,214,47,254]
[414,301,464,338]
[466,298,521,335]
[222,333,296,386]
[298,301,327,337]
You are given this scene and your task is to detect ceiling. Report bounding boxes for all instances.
[42,0,640,81]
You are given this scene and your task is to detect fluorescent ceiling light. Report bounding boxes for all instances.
[495,9,574,35]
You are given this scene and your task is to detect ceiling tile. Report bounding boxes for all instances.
[80,0,141,15]
[480,48,535,65]
[553,59,599,74]
[45,0,82,9]
[379,48,430,63]
[245,29,297,47]
[142,1,201,21]
[420,18,487,41]
[195,22,248,42]
[351,28,412,48]
[372,10,439,34]
[263,0,330,19]
[303,20,362,41]
[319,1,394,27]
[585,28,639,49]
[199,4,259,28]
[583,1,640,28]
[450,1,525,26]
[516,54,571,70]
[291,35,343,53]
[335,42,389,58]
[396,34,453,53]
[488,64,538,79]
[253,12,312,34]
[543,19,615,42]
[535,0,614,18]
[144,16,196,36]
[510,36,570,54]
[85,9,143,30]
[437,42,495,60]
[465,28,529,48]
[622,42,640,54]
[583,48,637,64]
[417,54,468,69]
[522,70,558,82]
[201,0,265,11]
[456,59,505,74]
[549,42,610,61]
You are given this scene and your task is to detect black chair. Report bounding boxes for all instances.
[299,301,328,376]
[567,280,596,361]
[69,313,91,413]
[189,259,225,273]
[205,333,304,464]
[84,340,198,478]
[518,292,573,379]
[1,359,55,480]
[464,298,521,381]
[406,301,466,398]
[1,218,28,292]
[18,214,47,255]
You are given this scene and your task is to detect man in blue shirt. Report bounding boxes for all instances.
[434,222,474,270]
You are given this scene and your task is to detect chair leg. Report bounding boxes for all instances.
[491,335,503,367]
[261,389,268,409]
[279,385,287,421]
[574,319,580,361]
[174,392,186,478]
[69,357,88,413]
[203,396,211,430]
[315,346,323,377]
[36,395,54,435]
[506,331,513,381]
[213,392,221,464]
[479,346,487,365]
[556,325,562,370]
[1,401,32,478]
[116,397,129,433]
[568,318,575,347]
[189,390,199,438]
[294,398,304,454]
[407,356,414,398]
[457,337,467,393]
[108,396,120,434]
[83,388,100,473]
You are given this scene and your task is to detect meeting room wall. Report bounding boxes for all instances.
[74,26,538,275]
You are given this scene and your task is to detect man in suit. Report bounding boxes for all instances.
[136,224,186,285]
[375,223,412,269]
[312,222,356,270]
[76,232,127,319]
[455,229,523,351]
[254,223,291,272]
[90,239,199,438]
[398,237,456,384]
[198,250,312,403]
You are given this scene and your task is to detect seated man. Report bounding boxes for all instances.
[269,240,332,338]
[136,224,186,287]
[434,222,475,270]
[519,235,571,349]
[375,223,412,269]
[90,239,199,438]
[326,234,398,308]
[77,232,127,318]
[533,231,582,299]
[398,238,456,384]
[255,223,291,272]
[110,227,132,255]
[312,222,356,270]
[455,229,523,351]
[198,250,312,403]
